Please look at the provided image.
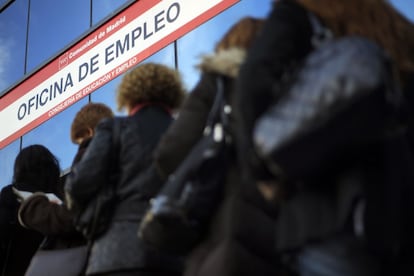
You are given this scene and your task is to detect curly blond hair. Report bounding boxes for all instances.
[71,102,114,143]
[116,63,185,111]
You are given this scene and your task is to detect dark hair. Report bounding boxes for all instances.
[71,102,114,144]
[215,17,264,52]
[13,144,61,194]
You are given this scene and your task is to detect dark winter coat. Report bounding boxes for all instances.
[235,0,318,254]
[235,0,313,169]
[154,48,280,276]
[236,0,414,274]
[18,193,85,250]
[0,185,44,276]
[71,138,92,166]
[65,106,183,275]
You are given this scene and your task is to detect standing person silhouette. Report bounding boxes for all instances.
[153,17,282,276]
[235,0,414,275]
[0,145,61,276]
[65,63,185,276]
[70,102,115,166]
[16,103,114,276]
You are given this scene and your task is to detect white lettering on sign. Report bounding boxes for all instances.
[0,0,239,149]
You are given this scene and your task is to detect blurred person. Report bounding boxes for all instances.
[17,103,114,266]
[0,145,61,276]
[153,17,283,276]
[235,0,414,275]
[65,63,185,276]
[70,102,115,166]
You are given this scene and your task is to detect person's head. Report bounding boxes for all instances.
[198,17,264,78]
[296,0,414,84]
[71,102,114,144]
[214,17,264,52]
[116,62,185,113]
[13,144,60,193]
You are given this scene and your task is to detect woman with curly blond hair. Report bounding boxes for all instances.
[65,62,185,276]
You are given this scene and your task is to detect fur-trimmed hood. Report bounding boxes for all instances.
[197,48,246,78]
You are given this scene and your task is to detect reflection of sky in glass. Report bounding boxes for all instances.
[25,0,90,73]
[0,140,19,187]
[92,0,133,25]
[0,0,27,94]
[178,1,272,91]
[0,0,413,188]
[390,1,414,23]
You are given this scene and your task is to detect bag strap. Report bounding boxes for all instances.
[203,76,231,143]
[110,118,122,165]
[159,76,231,200]
[88,118,121,237]
[82,118,122,271]
[307,12,333,48]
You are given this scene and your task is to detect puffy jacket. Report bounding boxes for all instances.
[65,106,183,275]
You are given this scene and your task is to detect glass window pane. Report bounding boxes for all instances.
[0,0,8,9]
[0,139,19,189]
[0,0,14,12]
[21,97,89,171]
[90,76,124,116]
[92,0,133,26]
[91,44,175,113]
[177,0,272,91]
[0,0,28,95]
[26,0,90,73]
[144,44,176,68]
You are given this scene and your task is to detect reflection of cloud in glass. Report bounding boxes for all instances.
[0,140,19,187]
[0,38,12,91]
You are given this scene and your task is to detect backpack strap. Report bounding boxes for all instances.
[111,118,122,165]
[203,76,231,142]
[307,12,333,48]
[84,117,121,240]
